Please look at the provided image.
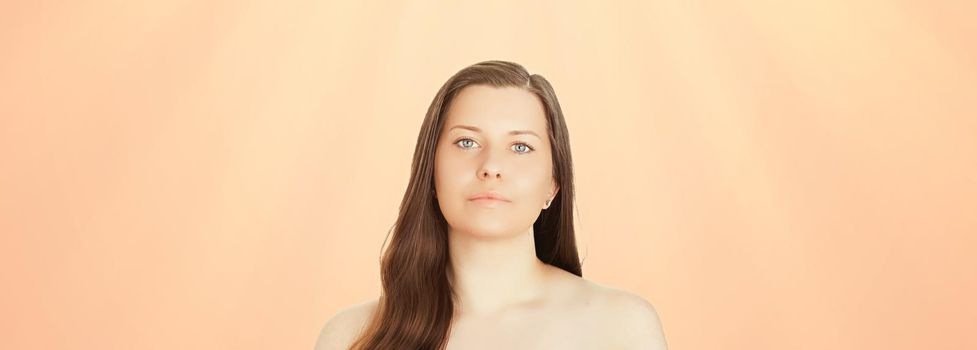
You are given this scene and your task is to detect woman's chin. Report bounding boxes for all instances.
[454,223,521,239]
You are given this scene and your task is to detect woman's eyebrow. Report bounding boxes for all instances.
[448,124,541,139]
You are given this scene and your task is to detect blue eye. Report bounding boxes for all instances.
[512,143,534,154]
[456,138,479,149]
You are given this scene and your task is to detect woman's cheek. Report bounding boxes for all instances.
[439,160,469,199]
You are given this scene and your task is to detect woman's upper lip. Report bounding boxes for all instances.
[468,191,510,202]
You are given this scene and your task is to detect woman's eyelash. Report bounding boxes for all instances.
[455,138,477,149]
[454,138,535,153]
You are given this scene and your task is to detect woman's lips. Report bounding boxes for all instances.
[467,191,511,203]
[468,192,509,202]
[469,197,509,208]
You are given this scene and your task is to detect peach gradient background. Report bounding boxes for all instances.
[2,1,975,349]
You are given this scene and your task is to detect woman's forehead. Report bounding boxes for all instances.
[444,85,547,135]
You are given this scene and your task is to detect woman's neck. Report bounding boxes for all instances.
[446,226,552,317]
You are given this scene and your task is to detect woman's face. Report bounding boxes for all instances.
[434,84,559,238]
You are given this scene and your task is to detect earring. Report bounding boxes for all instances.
[544,199,552,208]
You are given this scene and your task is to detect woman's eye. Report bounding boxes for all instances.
[512,143,534,154]
[456,138,479,149]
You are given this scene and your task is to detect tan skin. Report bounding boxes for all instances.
[316,85,667,349]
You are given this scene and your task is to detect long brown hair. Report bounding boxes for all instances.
[350,60,581,349]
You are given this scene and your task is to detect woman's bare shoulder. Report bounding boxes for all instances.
[314,298,380,350]
[581,281,668,349]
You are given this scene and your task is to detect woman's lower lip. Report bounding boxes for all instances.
[469,198,509,206]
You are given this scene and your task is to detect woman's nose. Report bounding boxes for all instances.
[479,168,502,179]
[477,155,503,180]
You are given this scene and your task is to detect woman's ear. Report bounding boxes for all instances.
[549,179,560,201]
[543,181,560,209]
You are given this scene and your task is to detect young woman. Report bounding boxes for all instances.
[316,60,667,349]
